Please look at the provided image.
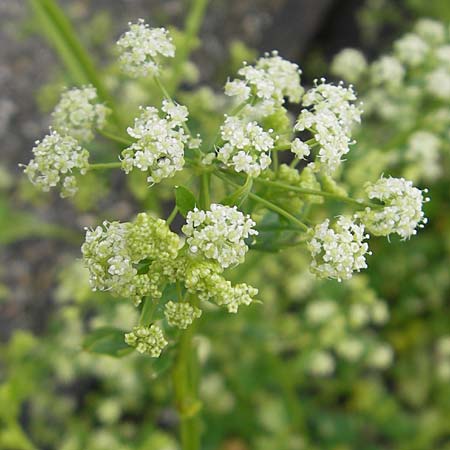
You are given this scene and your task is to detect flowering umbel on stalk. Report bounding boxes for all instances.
[22,19,430,361]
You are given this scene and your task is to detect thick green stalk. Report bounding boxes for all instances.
[172,321,201,450]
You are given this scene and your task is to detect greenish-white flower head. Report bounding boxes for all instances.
[164,301,202,329]
[290,138,311,160]
[370,55,405,88]
[52,86,109,142]
[121,100,188,184]
[217,116,274,177]
[117,19,175,78]
[22,130,89,197]
[414,18,447,45]
[225,50,303,115]
[183,203,258,269]
[308,216,370,282]
[331,48,368,84]
[359,177,429,240]
[184,260,258,313]
[426,68,450,101]
[308,350,335,376]
[125,325,168,357]
[394,33,429,66]
[405,131,442,181]
[81,213,181,304]
[295,80,362,173]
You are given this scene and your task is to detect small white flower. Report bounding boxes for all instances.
[308,351,335,376]
[394,33,429,66]
[52,86,109,142]
[121,100,188,183]
[182,204,258,269]
[370,56,405,88]
[414,18,446,45]
[295,79,362,173]
[359,176,429,239]
[225,51,303,115]
[22,130,89,197]
[308,216,371,282]
[117,19,175,78]
[426,68,450,101]
[217,116,274,177]
[290,138,310,159]
[331,48,368,83]
[405,131,441,181]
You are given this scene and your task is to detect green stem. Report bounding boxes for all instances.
[253,177,379,209]
[167,205,179,226]
[199,173,210,209]
[214,172,309,231]
[88,162,122,171]
[98,128,133,146]
[172,299,202,450]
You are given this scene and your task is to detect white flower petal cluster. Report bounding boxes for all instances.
[308,216,370,282]
[125,325,168,357]
[308,350,335,376]
[406,131,442,181]
[225,51,302,114]
[426,68,450,100]
[164,301,202,329]
[23,130,89,197]
[331,48,368,84]
[81,213,181,304]
[359,177,429,240]
[370,55,405,87]
[121,100,188,183]
[117,19,175,78]
[52,86,109,142]
[217,116,274,177]
[394,33,429,66]
[414,18,446,45]
[290,138,311,160]
[295,80,362,173]
[182,204,258,269]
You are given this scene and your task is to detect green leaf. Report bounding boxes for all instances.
[83,327,133,357]
[221,176,253,207]
[139,296,157,326]
[175,185,197,217]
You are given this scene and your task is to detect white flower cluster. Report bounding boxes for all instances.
[217,116,274,177]
[23,130,89,197]
[370,55,405,87]
[414,18,447,45]
[225,51,303,115]
[117,19,175,78]
[405,131,442,181]
[295,80,362,173]
[359,177,429,240]
[81,213,180,304]
[394,33,429,67]
[331,48,368,84]
[52,86,109,142]
[124,325,168,357]
[426,68,450,100]
[182,204,258,269]
[307,216,370,282]
[121,100,188,184]
[164,301,202,329]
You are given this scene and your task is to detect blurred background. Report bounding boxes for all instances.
[1,1,449,449]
